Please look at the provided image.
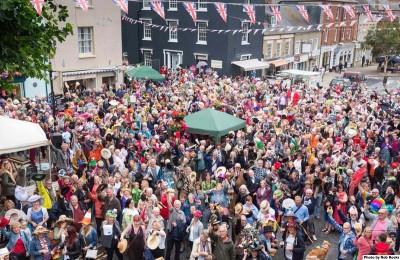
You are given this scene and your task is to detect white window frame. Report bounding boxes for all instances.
[197,0,207,12]
[141,19,152,40]
[141,49,153,66]
[169,0,177,11]
[142,0,151,10]
[343,11,347,20]
[265,41,273,59]
[336,7,340,20]
[196,21,208,45]
[334,28,338,42]
[270,16,277,27]
[240,54,252,60]
[348,28,352,40]
[295,41,300,54]
[275,41,282,57]
[324,29,328,43]
[284,40,290,56]
[167,19,178,42]
[241,21,250,45]
[77,26,94,56]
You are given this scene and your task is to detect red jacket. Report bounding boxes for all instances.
[372,242,393,255]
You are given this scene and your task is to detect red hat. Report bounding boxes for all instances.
[335,137,341,143]
[391,162,398,169]
[0,217,9,228]
[193,210,202,218]
[274,162,281,170]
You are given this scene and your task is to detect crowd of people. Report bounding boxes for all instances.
[0,66,399,260]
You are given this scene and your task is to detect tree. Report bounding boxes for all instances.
[0,0,72,89]
[363,20,400,73]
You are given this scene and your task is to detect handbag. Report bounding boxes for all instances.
[85,249,97,259]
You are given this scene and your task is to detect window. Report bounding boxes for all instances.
[240,54,251,60]
[265,42,272,58]
[241,22,249,44]
[168,20,178,42]
[141,19,152,40]
[244,0,251,4]
[324,29,328,43]
[284,40,290,55]
[197,21,207,44]
[270,16,277,27]
[276,41,281,57]
[143,0,151,9]
[334,28,338,42]
[341,29,345,40]
[295,41,300,54]
[78,27,93,54]
[143,50,152,66]
[198,0,207,11]
[348,28,352,40]
[169,0,177,10]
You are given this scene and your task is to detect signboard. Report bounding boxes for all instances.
[211,60,223,69]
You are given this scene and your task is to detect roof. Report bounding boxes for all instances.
[231,59,270,71]
[62,67,117,77]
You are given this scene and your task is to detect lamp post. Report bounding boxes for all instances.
[49,62,56,118]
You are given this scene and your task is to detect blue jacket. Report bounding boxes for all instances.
[4,229,30,255]
[29,236,51,260]
[80,227,98,248]
[328,216,357,259]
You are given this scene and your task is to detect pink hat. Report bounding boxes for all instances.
[193,210,202,218]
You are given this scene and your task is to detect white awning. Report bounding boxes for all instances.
[231,59,270,71]
[62,67,117,77]
[0,116,48,154]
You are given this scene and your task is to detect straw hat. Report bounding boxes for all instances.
[5,209,27,222]
[146,233,161,250]
[33,226,49,235]
[101,148,112,159]
[117,238,128,253]
[215,166,227,179]
[80,211,92,225]
[56,215,73,225]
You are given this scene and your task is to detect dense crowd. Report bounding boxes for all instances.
[0,67,400,260]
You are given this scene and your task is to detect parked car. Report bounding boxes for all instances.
[343,72,366,84]
[329,77,352,88]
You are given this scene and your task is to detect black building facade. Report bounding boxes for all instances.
[122,0,268,75]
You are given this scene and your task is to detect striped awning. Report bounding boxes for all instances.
[62,67,117,77]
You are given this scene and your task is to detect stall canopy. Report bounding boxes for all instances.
[0,116,48,154]
[281,69,321,77]
[125,66,165,81]
[184,109,246,142]
[270,59,289,67]
[231,59,269,71]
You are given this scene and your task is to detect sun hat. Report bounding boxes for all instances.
[146,233,161,250]
[56,215,74,225]
[101,148,112,160]
[33,226,49,235]
[117,238,128,253]
[28,194,42,203]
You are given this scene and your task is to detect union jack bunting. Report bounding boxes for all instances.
[76,0,89,11]
[112,0,128,14]
[30,0,45,16]
[151,1,165,20]
[321,5,334,21]
[214,2,227,23]
[183,2,197,24]
[384,5,396,22]
[296,5,309,23]
[271,6,281,24]
[343,5,356,19]
[243,4,256,24]
[363,5,374,22]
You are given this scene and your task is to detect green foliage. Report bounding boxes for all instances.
[363,21,400,58]
[0,0,72,89]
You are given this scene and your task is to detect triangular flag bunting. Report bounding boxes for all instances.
[296,5,309,23]
[271,6,282,24]
[243,4,256,24]
[30,0,45,16]
[183,2,197,24]
[383,5,396,22]
[76,0,89,11]
[150,1,165,20]
[214,2,227,23]
[112,0,128,14]
[321,5,334,22]
[363,5,374,22]
[343,5,355,19]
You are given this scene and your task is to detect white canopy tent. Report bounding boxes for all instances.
[0,116,49,155]
[232,59,270,71]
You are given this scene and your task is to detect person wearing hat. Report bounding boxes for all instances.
[79,211,97,258]
[100,209,122,260]
[190,230,212,260]
[4,221,30,260]
[120,215,145,260]
[147,220,166,260]
[187,210,204,253]
[27,195,49,231]
[281,220,306,260]
[29,226,51,260]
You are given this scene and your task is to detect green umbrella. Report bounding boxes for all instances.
[184,108,246,143]
[125,66,164,81]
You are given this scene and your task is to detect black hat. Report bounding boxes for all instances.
[263,225,274,233]
[31,173,47,182]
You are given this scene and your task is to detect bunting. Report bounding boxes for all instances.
[271,6,281,24]
[296,5,309,23]
[343,5,356,19]
[321,5,334,22]
[30,0,45,16]
[214,2,227,23]
[183,2,197,24]
[151,1,165,20]
[112,0,128,14]
[76,0,89,11]
[363,5,374,22]
[383,5,396,22]
[243,4,256,24]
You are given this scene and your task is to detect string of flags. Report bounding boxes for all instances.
[121,15,392,35]
[28,0,398,25]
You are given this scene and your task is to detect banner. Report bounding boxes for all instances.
[296,5,309,23]
[321,5,334,22]
[151,1,165,20]
[243,4,256,24]
[271,6,282,24]
[183,2,197,24]
[76,0,89,11]
[343,5,356,19]
[363,5,374,22]
[112,0,128,14]
[214,2,227,23]
[30,0,45,16]
[384,5,396,22]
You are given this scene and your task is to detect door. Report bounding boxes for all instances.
[171,53,180,69]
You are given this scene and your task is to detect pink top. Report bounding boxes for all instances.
[372,220,387,242]
[355,236,373,260]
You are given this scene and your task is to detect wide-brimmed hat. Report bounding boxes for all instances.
[215,166,227,179]
[5,209,27,222]
[282,198,295,210]
[56,215,73,225]
[28,194,42,203]
[33,226,49,235]
[31,173,47,182]
[146,233,161,250]
[101,148,112,160]
[117,238,128,253]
